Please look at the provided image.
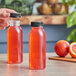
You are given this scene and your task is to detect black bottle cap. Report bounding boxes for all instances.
[10,13,21,18]
[31,21,43,27]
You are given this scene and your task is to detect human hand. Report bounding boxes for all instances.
[0,8,16,30]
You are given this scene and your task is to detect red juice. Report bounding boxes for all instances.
[7,20,23,64]
[29,22,46,70]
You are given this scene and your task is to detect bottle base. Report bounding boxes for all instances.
[8,61,23,64]
[29,67,46,70]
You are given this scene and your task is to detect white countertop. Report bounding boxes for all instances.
[0,53,76,76]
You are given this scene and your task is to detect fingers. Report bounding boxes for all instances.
[0,8,17,18]
[0,8,17,13]
[0,26,5,30]
[0,22,8,27]
[0,19,4,23]
[0,8,16,30]
[0,18,10,27]
[0,12,10,18]
[6,9,17,13]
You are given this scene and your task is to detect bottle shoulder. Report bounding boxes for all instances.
[7,26,22,33]
[29,28,45,36]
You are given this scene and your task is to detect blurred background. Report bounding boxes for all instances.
[0,0,75,53]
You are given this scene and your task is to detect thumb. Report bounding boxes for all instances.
[0,12,10,18]
[0,26,5,30]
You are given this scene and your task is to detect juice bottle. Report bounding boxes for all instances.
[7,13,23,64]
[29,22,46,70]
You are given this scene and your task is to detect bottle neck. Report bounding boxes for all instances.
[10,20,20,26]
[32,26,43,29]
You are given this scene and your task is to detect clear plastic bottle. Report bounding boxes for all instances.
[29,22,46,70]
[7,13,23,64]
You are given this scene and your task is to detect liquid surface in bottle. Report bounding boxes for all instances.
[29,27,46,70]
[7,26,23,64]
